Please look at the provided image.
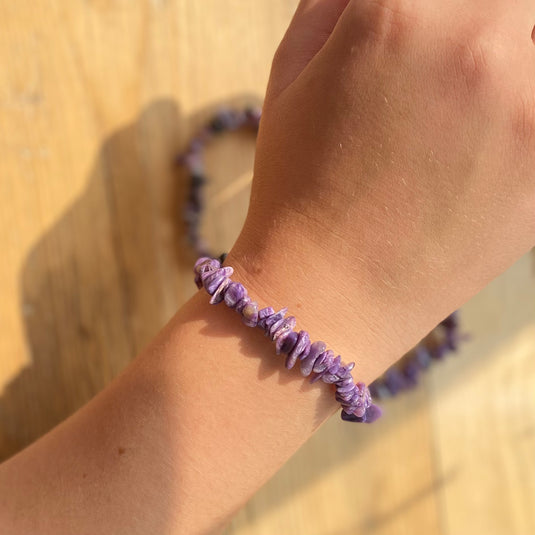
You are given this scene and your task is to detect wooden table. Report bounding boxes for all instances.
[1,2,534,533]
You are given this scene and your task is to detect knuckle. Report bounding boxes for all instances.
[349,0,419,44]
[451,28,510,91]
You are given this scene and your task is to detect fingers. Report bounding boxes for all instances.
[266,0,351,102]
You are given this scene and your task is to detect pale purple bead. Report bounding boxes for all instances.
[337,380,357,394]
[300,341,327,377]
[194,257,218,288]
[309,350,336,383]
[270,316,296,341]
[269,316,296,341]
[277,330,298,355]
[241,301,259,327]
[203,267,233,294]
[313,351,332,373]
[203,273,225,295]
[257,307,275,329]
[224,282,247,308]
[262,308,288,333]
[285,330,310,370]
[336,376,354,388]
[320,373,340,384]
[327,355,341,375]
[336,362,355,378]
[209,277,230,304]
[336,390,355,403]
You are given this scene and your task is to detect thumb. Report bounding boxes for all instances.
[266,0,351,103]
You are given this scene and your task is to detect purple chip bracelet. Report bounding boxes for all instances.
[179,106,467,422]
[193,255,382,424]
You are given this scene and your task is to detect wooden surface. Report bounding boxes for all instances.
[0,2,534,534]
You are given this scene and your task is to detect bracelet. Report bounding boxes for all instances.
[193,255,382,424]
[178,106,466,422]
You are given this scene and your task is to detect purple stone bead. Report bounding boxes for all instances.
[308,350,335,383]
[415,346,431,369]
[203,267,233,294]
[445,328,459,351]
[327,355,342,375]
[337,380,356,394]
[313,351,332,374]
[384,368,406,395]
[235,296,251,314]
[441,312,458,329]
[431,344,447,360]
[403,360,420,387]
[209,277,230,304]
[224,282,247,308]
[321,373,340,384]
[257,307,275,329]
[262,308,288,333]
[286,330,310,370]
[300,341,327,377]
[336,361,355,378]
[193,257,217,288]
[368,382,380,398]
[194,256,214,272]
[364,404,383,422]
[276,330,298,355]
[241,301,259,327]
[270,316,296,341]
[204,273,225,295]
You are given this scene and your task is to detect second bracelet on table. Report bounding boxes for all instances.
[193,255,382,424]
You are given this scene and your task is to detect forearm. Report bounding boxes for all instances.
[0,245,388,534]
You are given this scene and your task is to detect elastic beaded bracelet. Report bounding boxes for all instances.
[178,105,467,422]
[193,255,382,424]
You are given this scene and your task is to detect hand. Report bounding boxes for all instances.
[227,0,535,377]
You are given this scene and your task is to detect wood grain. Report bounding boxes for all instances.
[0,1,533,533]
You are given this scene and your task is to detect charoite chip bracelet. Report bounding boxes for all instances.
[193,255,382,423]
[178,106,465,423]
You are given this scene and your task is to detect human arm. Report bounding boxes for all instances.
[1,0,535,533]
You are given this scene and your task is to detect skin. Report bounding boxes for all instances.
[0,0,534,533]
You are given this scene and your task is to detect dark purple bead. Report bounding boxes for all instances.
[384,368,406,395]
[277,330,298,355]
[403,360,420,387]
[431,344,447,360]
[209,116,225,133]
[440,312,458,330]
[368,382,380,398]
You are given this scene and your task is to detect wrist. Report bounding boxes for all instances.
[225,214,402,385]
